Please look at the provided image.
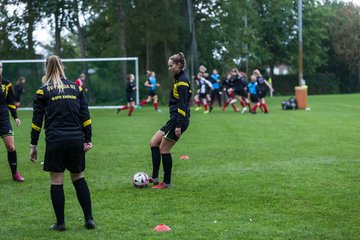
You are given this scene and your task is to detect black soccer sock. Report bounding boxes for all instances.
[151,147,161,179]
[73,178,93,221]
[7,151,17,175]
[50,184,65,224]
[162,153,173,184]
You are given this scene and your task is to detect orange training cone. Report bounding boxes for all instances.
[180,155,190,160]
[153,224,172,232]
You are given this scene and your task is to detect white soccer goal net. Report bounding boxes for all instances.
[2,57,139,109]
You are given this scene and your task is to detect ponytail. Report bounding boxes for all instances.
[43,55,66,92]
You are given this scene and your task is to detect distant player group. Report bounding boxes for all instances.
[117,65,274,116]
[193,65,274,114]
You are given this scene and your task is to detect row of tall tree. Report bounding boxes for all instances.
[0,0,359,94]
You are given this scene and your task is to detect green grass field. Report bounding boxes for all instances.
[0,94,359,240]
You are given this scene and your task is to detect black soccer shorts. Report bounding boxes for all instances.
[257,90,266,99]
[127,93,134,102]
[44,141,85,173]
[199,93,207,99]
[0,118,14,138]
[160,116,189,142]
[250,94,259,103]
[148,90,157,97]
[234,89,242,96]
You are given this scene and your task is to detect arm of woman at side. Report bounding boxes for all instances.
[30,89,46,162]
[79,88,93,152]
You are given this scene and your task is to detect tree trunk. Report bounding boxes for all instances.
[74,1,87,76]
[358,62,360,86]
[145,35,150,70]
[187,0,198,76]
[54,8,61,55]
[27,0,35,58]
[117,2,127,81]
[74,1,86,59]
[144,0,150,70]
[74,1,90,100]
[164,41,169,67]
[270,65,274,77]
[163,1,170,66]
[26,0,39,83]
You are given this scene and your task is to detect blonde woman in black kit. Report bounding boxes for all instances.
[30,55,95,231]
[148,52,192,189]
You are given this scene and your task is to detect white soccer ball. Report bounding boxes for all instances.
[132,172,149,188]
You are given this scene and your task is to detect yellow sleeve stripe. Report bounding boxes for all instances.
[79,87,83,92]
[5,84,10,97]
[178,108,186,117]
[7,104,16,110]
[177,82,189,87]
[83,119,92,127]
[36,89,44,95]
[32,123,41,132]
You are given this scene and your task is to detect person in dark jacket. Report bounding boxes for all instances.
[14,76,26,107]
[0,61,25,182]
[148,52,191,189]
[29,55,96,231]
[253,69,274,114]
[117,74,137,116]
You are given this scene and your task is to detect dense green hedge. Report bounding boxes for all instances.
[272,73,344,96]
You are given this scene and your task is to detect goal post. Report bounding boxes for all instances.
[1,57,139,109]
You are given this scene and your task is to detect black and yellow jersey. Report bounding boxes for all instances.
[0,78,18,121]
[169,70,191,128]
[31,78,92,145]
